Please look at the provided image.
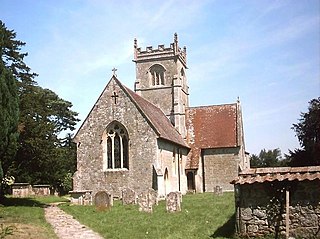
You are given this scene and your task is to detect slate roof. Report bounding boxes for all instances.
[116,78,189,148]
[231,166,320,185]
[186,103,239,169]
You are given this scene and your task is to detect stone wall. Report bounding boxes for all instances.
[236,180,320,238]
[12,183,51,197]
[134,37,189,137]
[202,147,239,192]
[156,140,188,196]
[74,79,160,197]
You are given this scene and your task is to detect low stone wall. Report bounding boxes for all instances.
[235,180,320,238]
[12,183,51,197]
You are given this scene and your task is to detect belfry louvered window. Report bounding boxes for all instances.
[149,64,165,86]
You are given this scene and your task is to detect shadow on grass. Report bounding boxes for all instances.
[0,197,46,208]
[210,213,236,238]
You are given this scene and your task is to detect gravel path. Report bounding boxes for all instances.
[44,204,104,239]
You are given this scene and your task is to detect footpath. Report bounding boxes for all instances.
[44,203,104,239]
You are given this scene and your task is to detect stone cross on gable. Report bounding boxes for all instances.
[112,67,117,77]
[111,91,119,104]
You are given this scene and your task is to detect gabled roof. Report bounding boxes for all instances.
[119,80,188,148]
[186,103,240,168]
[74,76,188,148]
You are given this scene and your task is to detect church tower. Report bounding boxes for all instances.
[133,33,189,138]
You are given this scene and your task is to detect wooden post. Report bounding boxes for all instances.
[285,188,290,239]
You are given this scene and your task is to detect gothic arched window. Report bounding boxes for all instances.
[149,64,166,86]
[102,122,129,171]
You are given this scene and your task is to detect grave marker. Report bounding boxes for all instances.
[166,192,181,213]
[122,188,136,205]
[94,191,113,210]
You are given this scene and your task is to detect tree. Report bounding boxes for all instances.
[0,22,20,180]
[288,97,320,166]
[250,148,287,168]
[0,20,79,193]
[12,85,79,190]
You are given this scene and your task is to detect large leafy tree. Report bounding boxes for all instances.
[1,20,79,192]
[13,86,79,188]
[288,98,320,166]
[0,21,20,179]
[250,148,288,168]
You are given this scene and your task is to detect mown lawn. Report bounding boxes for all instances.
[60,192,236,239]
[0,196,68,239]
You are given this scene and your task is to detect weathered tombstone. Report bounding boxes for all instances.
[148,188,158,206]
[138,189,158,213]
[166,192,181,213]
[83,191,93,205]
[122,188,136,205]
[94,191,113,210]
[214,186,223,196]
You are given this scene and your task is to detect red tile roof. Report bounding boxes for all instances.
[186,104,239,168]
[231,166,320,184]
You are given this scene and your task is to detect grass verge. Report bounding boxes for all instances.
[60,192,236,239]
[0,196,69,239]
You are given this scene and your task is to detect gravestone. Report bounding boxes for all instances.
[214,186,223,196]
[138,189,158,213]
[166,192,181,213]
[94,191,113,210]
[148,188,158,206]
[83,191,92,205]
[122,188,136,205]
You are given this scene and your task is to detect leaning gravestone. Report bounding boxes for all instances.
[138,189,158,213]
[122,188,136,205]
[94,191,113,210]
[166,192,181,213]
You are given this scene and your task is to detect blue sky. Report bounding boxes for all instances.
[1,0,319,156]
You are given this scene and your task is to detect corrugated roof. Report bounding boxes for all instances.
[120,80,189,148]
[186,104,239,169]
[231,166,320,184]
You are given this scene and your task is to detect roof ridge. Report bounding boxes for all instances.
[187,102,237,109]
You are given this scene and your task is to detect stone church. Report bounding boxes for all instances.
[72,34,249,199]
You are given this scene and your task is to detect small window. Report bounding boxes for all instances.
[180,68,185,77]
[149,64,166,86]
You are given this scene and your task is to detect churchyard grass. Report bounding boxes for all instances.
[0,196,68,239]
[60,192,236,239]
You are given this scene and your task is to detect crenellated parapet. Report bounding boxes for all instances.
[133,33,187,68]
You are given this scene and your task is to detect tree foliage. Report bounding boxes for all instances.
[0,21,19,179]
[250,148,288,168]
[0,20,79,193]
[288,97,320,166]
[13,84,79,188]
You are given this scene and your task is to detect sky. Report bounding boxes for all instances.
[1,0,319,156]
